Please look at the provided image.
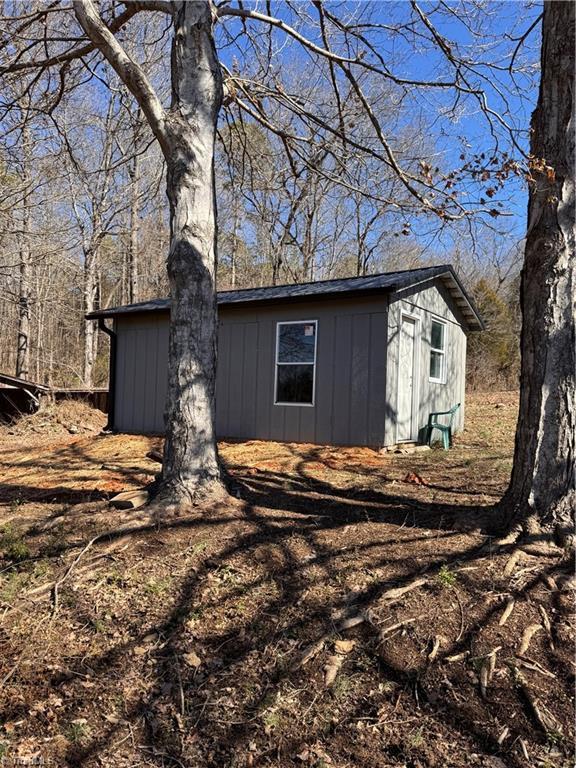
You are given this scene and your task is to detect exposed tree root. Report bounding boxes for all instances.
[498,597,516,626]
[446,651,469,663]
[537,604,555,650]
[516,624,543,656]
[516,656,556,679]
[146,448,164,464]
[323,654,343,687]
[427,634,444,661]
[144,480,231,520]
[293,576,430,670]
[479,647,498,699]
[504,549,527,577]
[492,503,575,553]
[286,533,570,766]
[511,664,564,736]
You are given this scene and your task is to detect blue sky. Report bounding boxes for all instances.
[217,1,543,261]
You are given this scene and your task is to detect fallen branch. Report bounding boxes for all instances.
[512,664,563,735]
[379,616,420,641]
[51,521,148,613]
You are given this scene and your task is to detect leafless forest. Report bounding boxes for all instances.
[0,5,528,392]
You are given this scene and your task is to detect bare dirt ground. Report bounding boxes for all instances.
[0,392,573,768]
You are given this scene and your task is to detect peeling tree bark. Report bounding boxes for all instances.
[74,0,225,507]
[159,1,224,504]
[503,0,575,542]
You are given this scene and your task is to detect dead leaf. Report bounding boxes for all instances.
[403,472,426,485]
[324,654,343,686]
[183,651,202,668]
[334,639,355,655]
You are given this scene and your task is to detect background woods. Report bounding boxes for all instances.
[0,2,537,391]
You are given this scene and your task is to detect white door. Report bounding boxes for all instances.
[397,316,416,441]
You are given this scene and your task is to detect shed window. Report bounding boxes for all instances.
[429,319,446,382]
[275,321,317,405]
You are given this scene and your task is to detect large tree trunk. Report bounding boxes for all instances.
[156,0,224,505]
[503,0,575,542]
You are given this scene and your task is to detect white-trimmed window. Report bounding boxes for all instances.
[275,321,317,405]
[429,319,446,383]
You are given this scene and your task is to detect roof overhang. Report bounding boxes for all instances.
[86,264,484,332]
[391,268,484,332]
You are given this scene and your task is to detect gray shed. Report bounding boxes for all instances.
[87,265,483,448]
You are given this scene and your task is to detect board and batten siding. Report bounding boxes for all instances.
[385,277,467,445]
[216,296,389,446]
[114,315,169,433]
[113,294,390,446]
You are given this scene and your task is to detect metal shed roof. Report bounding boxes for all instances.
[86,264,483,331]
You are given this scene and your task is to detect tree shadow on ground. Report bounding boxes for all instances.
[0,447,572,768]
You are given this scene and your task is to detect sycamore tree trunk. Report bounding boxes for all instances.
[73,0,225,507]
[157,1,224,504]
[503,0,575,542]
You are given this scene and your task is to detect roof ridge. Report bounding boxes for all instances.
[217,263,449,295]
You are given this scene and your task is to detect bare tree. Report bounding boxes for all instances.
[503,0,575,543]
[60,91,132,387]
[1,0,569,533]
[15,115,32,379]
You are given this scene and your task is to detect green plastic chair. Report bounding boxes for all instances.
[425,403,461,450]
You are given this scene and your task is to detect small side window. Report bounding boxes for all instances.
[429,320,446,382]
[275,321,317,405]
